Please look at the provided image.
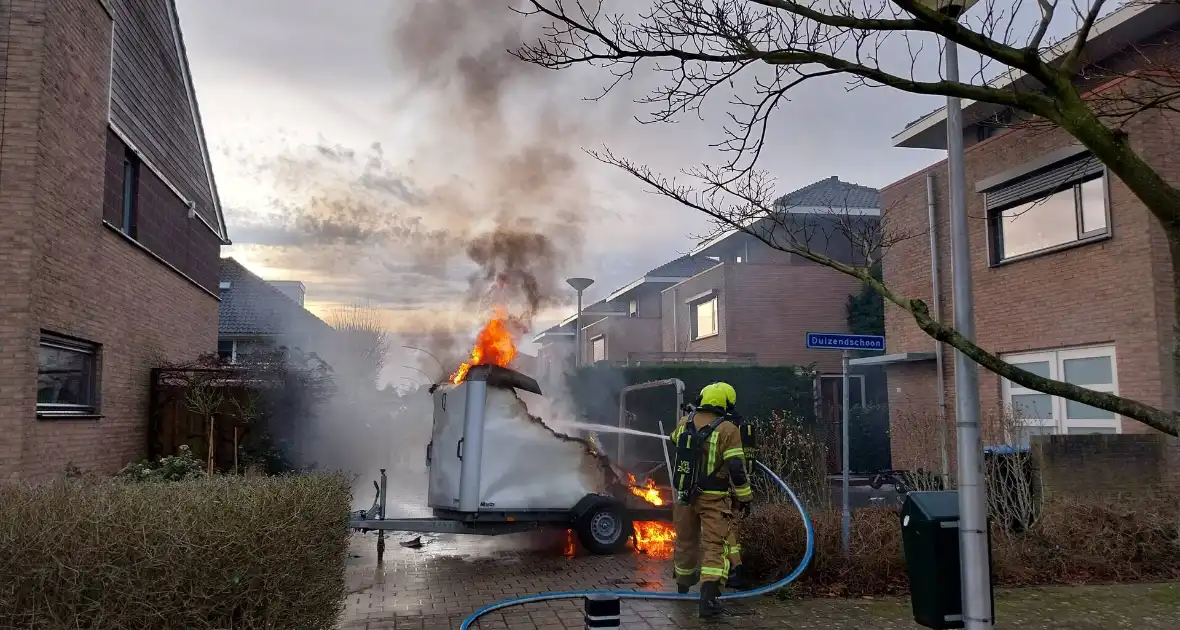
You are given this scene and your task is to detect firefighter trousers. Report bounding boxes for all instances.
[726,496,742,569]
[672,492,735,587]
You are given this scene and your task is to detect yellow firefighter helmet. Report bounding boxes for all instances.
[698,382,737,411]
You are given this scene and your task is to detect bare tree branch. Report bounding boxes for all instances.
[1063,0,1110,72]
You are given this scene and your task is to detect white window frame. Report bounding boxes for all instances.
[628,299,638,318]
[590,335,606,363]
[218,339,238,364]
[1001,345,1121,441]
[691,297,719,339]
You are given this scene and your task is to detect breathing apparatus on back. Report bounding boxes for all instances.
[671,382,740,505]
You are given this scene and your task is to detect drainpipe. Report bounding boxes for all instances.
[927,172,950,486]
[671,286,679,352]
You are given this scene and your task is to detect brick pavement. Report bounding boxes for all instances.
[339,530,1180,629]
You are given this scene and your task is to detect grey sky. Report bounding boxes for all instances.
[176,0,1096,382]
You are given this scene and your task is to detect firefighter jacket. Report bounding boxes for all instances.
[669,413,753,503]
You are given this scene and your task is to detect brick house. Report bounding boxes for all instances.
[875,2,1180,469]
[0,0,226,481]
[218,258,335,362]
[535,176,879,378]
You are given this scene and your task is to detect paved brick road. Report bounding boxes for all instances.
[340,530,1180,629]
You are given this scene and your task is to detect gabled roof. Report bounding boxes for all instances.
[108,0,227,242]
[600,255,718,303]
[218,258,335,338]
[690,176,880,255]
[774,175,880,210]
[892,1,1180,149]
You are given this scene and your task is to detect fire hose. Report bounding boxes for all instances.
[458,460,816,629]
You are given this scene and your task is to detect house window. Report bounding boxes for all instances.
[985,154,1109,263]
[121,148,140,238]
[37,333,99,416]
[1001,345,1120,446]
[218,339,236,363]
[692,297,718,339]
[628,299,638,318]
[590,335,606,363]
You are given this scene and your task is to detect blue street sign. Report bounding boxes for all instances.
[805,332,885,351]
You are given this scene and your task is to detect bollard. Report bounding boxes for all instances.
[583,595,621,628]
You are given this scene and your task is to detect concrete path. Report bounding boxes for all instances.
[340,530,1179,629]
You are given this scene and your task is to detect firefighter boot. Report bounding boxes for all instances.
[677,584,691,594]
[727,564,745,590]
[698,581,728,619]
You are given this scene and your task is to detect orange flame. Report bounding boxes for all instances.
[626,473,665,507]
[633,521,676,557]
[450,306,517,384]
[563,529,577,557]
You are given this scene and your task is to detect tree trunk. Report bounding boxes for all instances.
[1169,229,1180,420]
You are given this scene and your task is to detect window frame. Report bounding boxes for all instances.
[37,332,100,417]
[121,147,140,239]
[1000,345,1120,444]
[590,334,606,363]
[627,299,638,318]
[818,374,867,410]
[691,296,719,340]
[984,156,1111,266]
[217,339,238,364]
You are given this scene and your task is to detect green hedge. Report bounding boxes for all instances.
[0,473,352,630]
[567,364,817,466]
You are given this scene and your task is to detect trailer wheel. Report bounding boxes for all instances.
[575,503,634,555]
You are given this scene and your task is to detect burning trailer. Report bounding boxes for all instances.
[352,314,675,560]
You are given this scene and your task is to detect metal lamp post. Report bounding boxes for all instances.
[566,278,594,368]
[915,0,992,628]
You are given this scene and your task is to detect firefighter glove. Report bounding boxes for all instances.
[737,500,752,519]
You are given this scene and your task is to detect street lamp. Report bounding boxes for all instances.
[916,0,991,628]
[566,277,594,368]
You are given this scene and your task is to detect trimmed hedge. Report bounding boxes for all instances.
[568,363,816,425]
[0,473,352,630]
[567,364,817,466]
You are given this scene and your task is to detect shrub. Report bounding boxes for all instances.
[117,444,206,482]
[751,410,829,510]
[740,493,1180,598]
[0,473,352,630]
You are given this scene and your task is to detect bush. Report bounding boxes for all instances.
[0,473,352,630]
[751,410,829,510]
[117,444,206,482]
[740,494,1180,597]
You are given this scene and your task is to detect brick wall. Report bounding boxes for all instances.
[0,0,219,482]
[661,265,728,353]
[1031,434,1180,500]
[881,75,1180,451]
[0,0,45,481]
[581,316,661,363]
[728,263,862,372]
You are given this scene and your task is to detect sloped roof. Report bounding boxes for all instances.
[892,1,1179,149]
[774,176,880,209]
[218,258,335,338]
[690,176,880,255]
[646,255,717,278]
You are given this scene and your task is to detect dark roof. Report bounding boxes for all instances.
[218,258,335,338]
[773,176,879,209]
[646,255,717,278]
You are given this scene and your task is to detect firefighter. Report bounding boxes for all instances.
[668,382,753,618]
[723,407,755,590]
